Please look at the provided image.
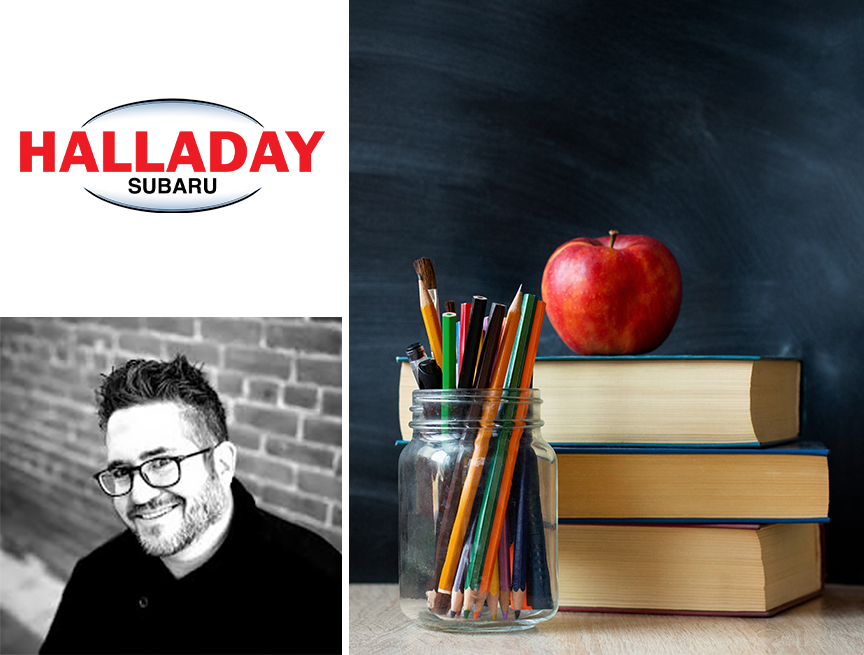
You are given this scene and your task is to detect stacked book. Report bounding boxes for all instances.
[399,355,830,616]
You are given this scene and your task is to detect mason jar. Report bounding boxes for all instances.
[398,388,558,632]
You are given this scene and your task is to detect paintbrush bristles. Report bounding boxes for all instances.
[413,257,437,290]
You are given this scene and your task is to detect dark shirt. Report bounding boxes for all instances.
[40,479,341,654]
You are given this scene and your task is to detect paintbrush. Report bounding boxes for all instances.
[414,257,439,314]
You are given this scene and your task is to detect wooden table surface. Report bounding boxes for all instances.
[349,583,864,654]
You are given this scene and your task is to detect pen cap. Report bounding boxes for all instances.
[406,343,431,385]
[416,359,443,391]
[406,343,427,362]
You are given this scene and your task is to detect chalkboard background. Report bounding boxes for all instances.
[350,1,864,584]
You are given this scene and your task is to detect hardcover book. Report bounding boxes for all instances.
[556,442,829,522]
[558,522,824,615]
[397,355,801,446]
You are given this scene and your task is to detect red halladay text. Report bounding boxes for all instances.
[20,131,324,173]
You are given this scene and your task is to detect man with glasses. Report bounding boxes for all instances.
[40,355,341,654]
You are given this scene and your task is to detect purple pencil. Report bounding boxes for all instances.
[450,517,475,617]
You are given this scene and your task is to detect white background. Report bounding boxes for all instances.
[0,1,348,319]
[0,0,349,646]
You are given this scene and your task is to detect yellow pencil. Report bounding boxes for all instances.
[488,556,500,619]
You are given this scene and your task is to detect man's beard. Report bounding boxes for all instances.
[128,475,229,558]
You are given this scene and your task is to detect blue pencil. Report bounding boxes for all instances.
[511,440,530,617]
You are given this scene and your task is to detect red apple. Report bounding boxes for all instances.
[541,230,682,355]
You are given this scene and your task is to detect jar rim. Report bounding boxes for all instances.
[409,388,543,430]
[410,387,542,403]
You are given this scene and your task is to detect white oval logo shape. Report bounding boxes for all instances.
[82,99,265,212]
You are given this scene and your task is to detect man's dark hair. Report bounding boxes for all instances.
[96,354,229,446]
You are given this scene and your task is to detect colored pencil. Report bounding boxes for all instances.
[489,556,500,619]
[474,300,545,609]
[458,302,470,378]
[464,294,537,616]
[511,441,529,618]
[435,286,523,598]
[506,301,547,617]
[425,302,496,611]
[498,512,511,619]
[473,303,505,390]
[457,296,487,389]
[525,435,553,610]
[449,512,477,617]
[437,431,490,615]
[441,312,458,390]
[423,310,459,612]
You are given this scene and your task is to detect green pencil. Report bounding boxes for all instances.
[441,312,457,390]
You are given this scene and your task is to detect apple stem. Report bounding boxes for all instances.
[609,230,618,248]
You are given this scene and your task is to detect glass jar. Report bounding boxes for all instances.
[398,388,558,632]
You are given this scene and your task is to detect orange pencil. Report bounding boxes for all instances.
[419,277,443,365]
[435,286,523,597]
[473,300,546,612]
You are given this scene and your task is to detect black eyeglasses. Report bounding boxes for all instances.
[93,446,215,497]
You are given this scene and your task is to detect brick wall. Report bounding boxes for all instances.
[0,317,342,582]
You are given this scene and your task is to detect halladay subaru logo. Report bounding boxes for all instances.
[19,99,324,212]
